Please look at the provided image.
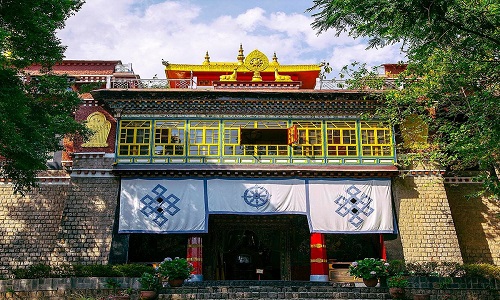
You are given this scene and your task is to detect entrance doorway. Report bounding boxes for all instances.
[223,229,280,280]
[204,215,311,280]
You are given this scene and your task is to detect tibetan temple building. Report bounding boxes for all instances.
[0,46,498,281]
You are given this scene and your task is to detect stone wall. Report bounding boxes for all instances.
[392,176,463,263]
[0,183,69,277]
[49,177,119,265]
[0,278,497,300]
[445,184,500,265]
[0,153,119,277]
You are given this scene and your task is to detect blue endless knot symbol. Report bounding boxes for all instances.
[242,185,271,208]
[140,184,181,227]
[334,185,374,227]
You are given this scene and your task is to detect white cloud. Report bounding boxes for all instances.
[57,0,405,79]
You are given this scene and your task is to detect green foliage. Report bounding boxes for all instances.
[137,272,161,291]
[348,258,389,279]
[387,274,409,288]
[387,260,407,276]
[308,0,500,198]
[11,263,155,279]
[0,0,84,68]
[11,263,51,279]
[0,0,89,194]
[112,264,155,277]
[458,263,500,280]
[157,257,194,280]
[339,62,386,90]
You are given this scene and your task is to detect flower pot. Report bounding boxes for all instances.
[168,278,185,287]
[140,290,157,299]
[389,287,405,299]
[362,277,378,287]
[413,294,430,300]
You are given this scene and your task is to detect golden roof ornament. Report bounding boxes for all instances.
[203,51,210,65]
[237,44,245,65]
[244,49,269,81]
[270,52,279,66]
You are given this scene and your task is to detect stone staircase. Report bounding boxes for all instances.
[158,281,393,299]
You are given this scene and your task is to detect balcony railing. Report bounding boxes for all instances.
[316,78,398,90]
[111,78,196,89]
[108,78,397,90]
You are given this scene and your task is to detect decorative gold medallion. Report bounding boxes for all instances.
[82,112,111,147]
[244,49,269,81]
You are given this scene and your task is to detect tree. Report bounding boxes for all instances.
[308,0,500,197]
[0,0,88,194]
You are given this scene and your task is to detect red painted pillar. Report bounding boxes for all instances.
[310,233,328,282]
[186,236,203,281]
[380,234,387,260]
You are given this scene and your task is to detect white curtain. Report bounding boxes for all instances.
[207,179,307,214]
[308,179,394,233]
[119,178,206,233]
[118,178,395,234]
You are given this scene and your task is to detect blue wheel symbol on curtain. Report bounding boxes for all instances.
[242,185,270,208]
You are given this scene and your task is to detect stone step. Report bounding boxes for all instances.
[158,281,393,299]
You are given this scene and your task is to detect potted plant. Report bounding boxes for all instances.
[348,258,389,287]
[138,272,160,299]
[104,278,131,300]
[387,274,409,299]
[157,257,194,287]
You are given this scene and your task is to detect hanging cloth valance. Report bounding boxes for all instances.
[118,178,395,234]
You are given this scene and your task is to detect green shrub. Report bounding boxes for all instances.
[348,258,389,279]
[12,263,158,279]
[459,263,500,280]
[406,261,439,276]
[51,264,75,277]
[387,259,407,276]
[138,272,161,291]
[113,264,155,277]
[387,274,409,288]
[12,263,52,279]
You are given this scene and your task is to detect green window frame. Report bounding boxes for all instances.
[118,120,151,156]
[326,121,358,156]
[154,120,186,156]
[188,120,220,156]
[292,121,323,157]
[360,122,393,156]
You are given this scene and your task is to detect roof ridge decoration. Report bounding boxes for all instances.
[244,49,269,81]
[162,45,321,73]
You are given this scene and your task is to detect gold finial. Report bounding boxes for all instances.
[203,51,210,65]
[237,44,245,65]
[270,52,279,66]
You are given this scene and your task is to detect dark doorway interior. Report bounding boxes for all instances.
[326,234,382,261]
[223,229,281,280]
[128,233,188,263]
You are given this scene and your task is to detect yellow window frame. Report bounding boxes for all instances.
[326,121,358,156]
[188,120,220,156]
[154,120,186,156]
[360,121,393,156]
[118,120,151,156]
[223,120,289,156]
[292,121,323,157]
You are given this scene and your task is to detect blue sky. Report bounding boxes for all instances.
[57,0,404,79]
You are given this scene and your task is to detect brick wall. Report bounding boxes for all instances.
[445,184,500,265]
[0,183,69,277]
[392,176,463,263]
[1,278,497,300]
[0,153,119,277]
[49,177,119,265]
